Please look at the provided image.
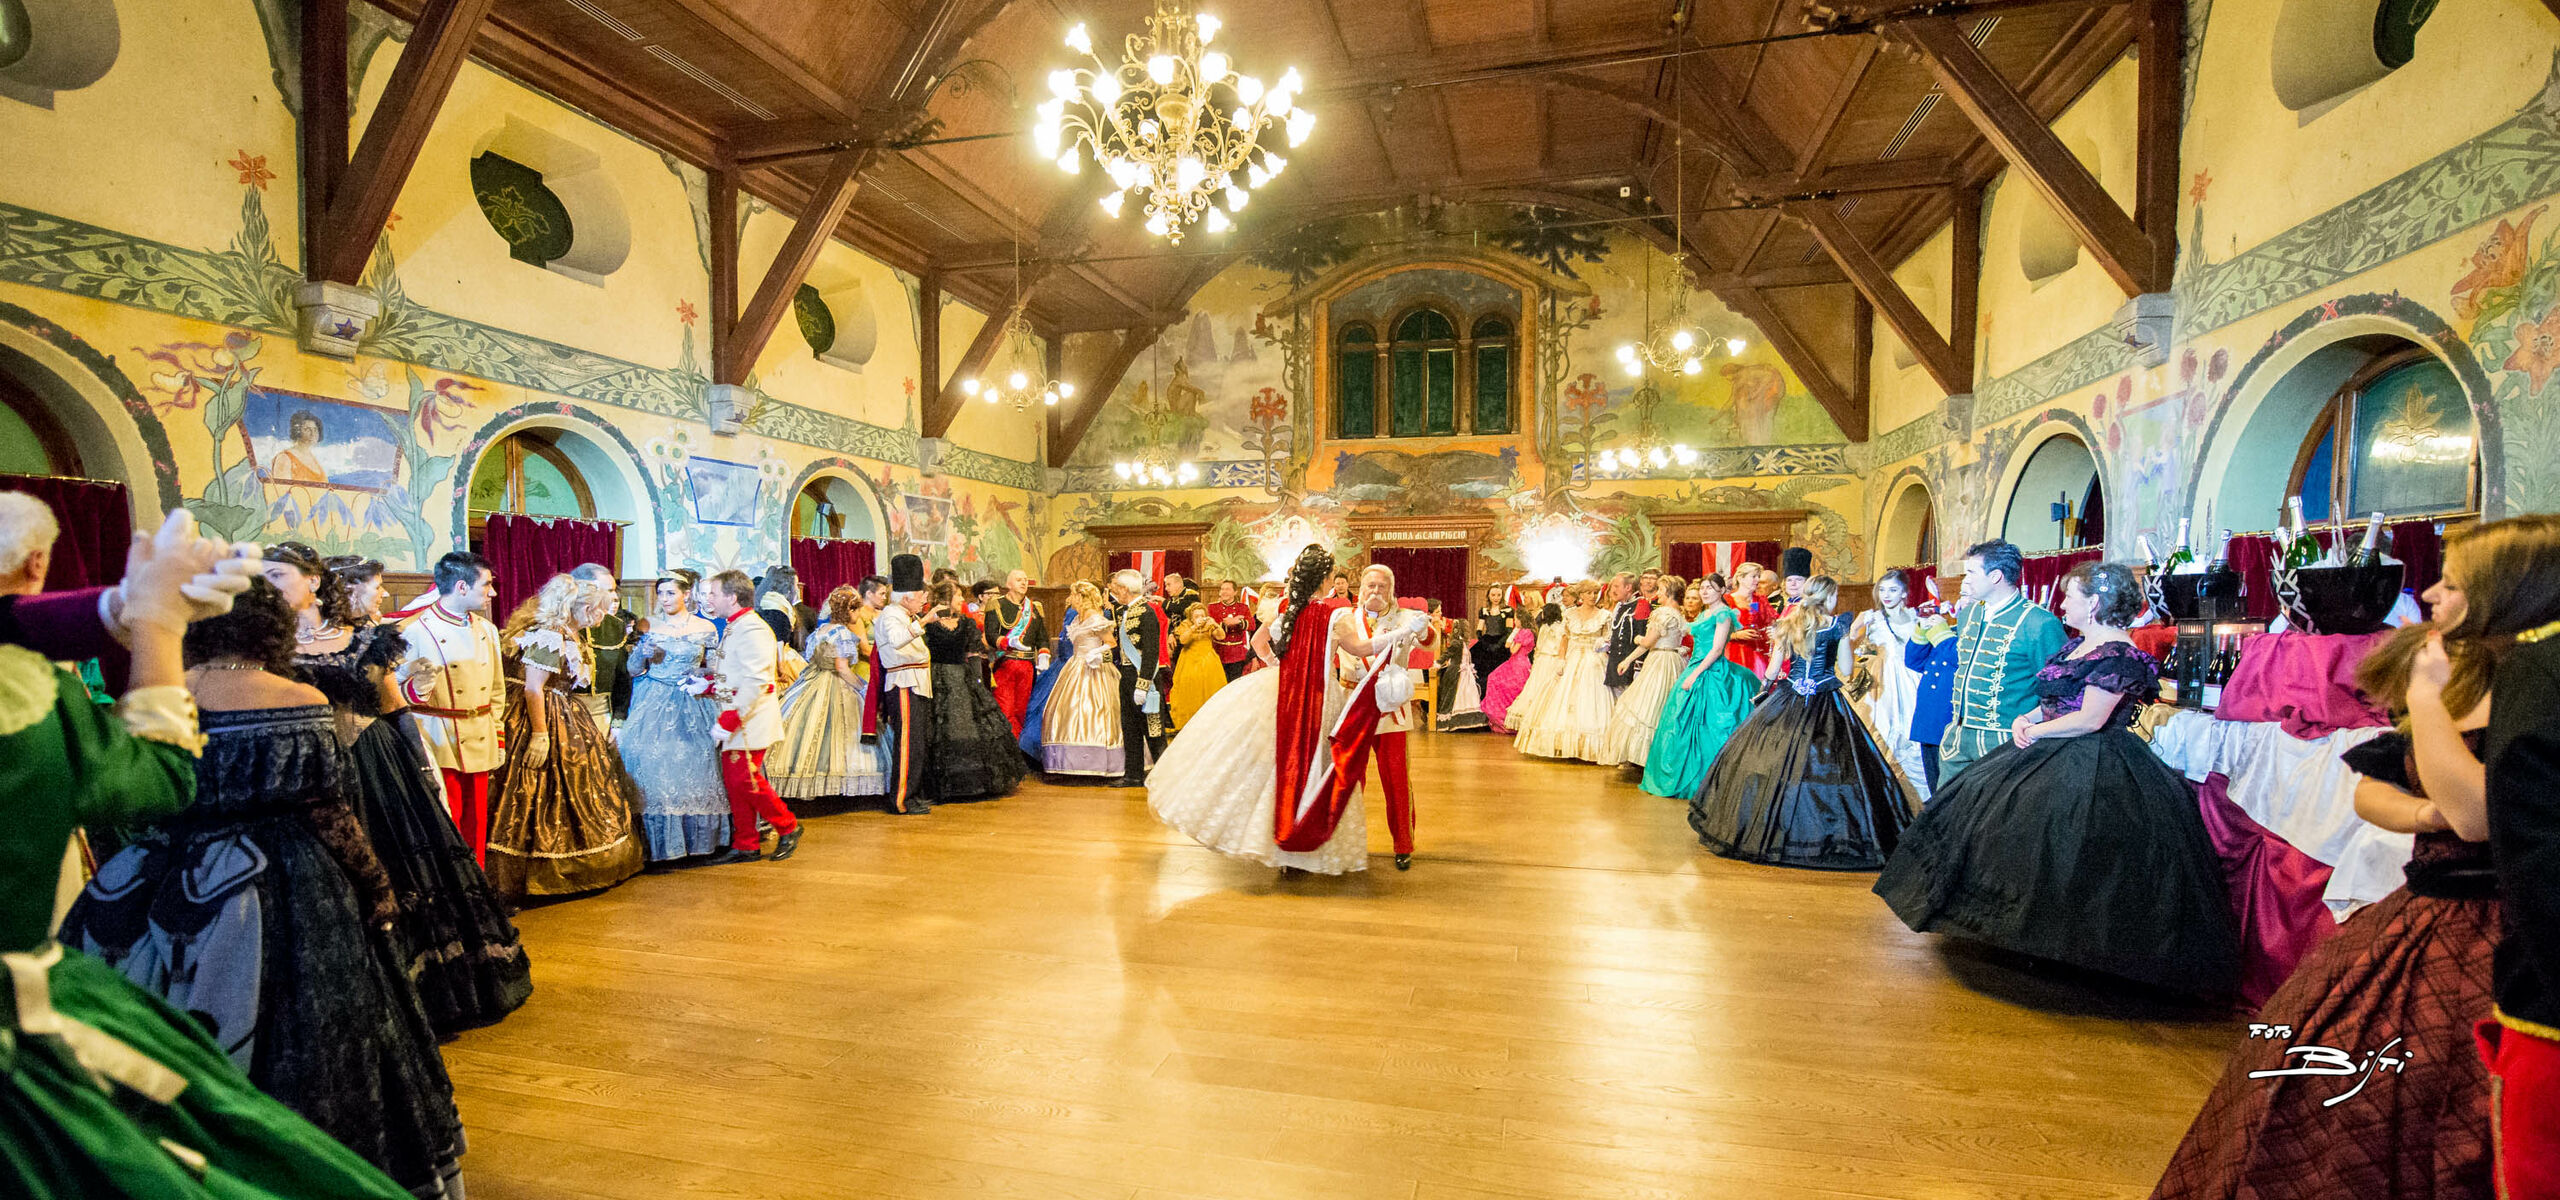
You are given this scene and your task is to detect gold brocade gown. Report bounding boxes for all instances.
[1040,611,1125,776]
[1168,623,1228,729]
[486,627,645,899]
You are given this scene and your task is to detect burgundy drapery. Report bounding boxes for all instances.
[1666,542,1701,581]
[1742,540,1782,573]
[2017,547,2103,610]
[2194,773,2341,1006]
[2197,522,2448,622]
[1368,546,1470,622]
[2386,518,2444,616]
[1,473,130,591]
[790,537,877,606]
[1886,565,1942,607]
[479,513,619,616]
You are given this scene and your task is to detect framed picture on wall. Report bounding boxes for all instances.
[902,493,953,553]
[238,386,405,492]
[686,455,763,527]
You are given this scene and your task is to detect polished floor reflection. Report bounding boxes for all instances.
[447,731,2232,1199]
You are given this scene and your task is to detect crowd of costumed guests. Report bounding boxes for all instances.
[1,475,2555,1200]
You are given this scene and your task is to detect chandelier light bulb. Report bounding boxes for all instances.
[1246,163,1269,188]
[1231,105,1251,128]
[1225,185,1248,211]
[1032,123,1061,158]
[1265,153,1286,175]
[1648,447,1669,468]
[1682,358,1702,375]
[1615,344,1636,363]
[960,378,980,395]
[1236,74,1264,105]
[1286,108,1316,146]
[1277,67,1303,94]
[1138,117,1161,140]
[1177,463,1199,483]
[1175,155,1205,190]
[1196,12,1220,42]
[1200,51,1229,80]
[1047,69,1077,100]
[1148,54,1177,84]
[1205,207,1231,232]
[1726,337,1748,355]
[1058,382,1076,398]
[1008,370,1030,390]
[1099,190,1126,217]
[1675,445,1697,465]
[983,388,1000,405]
[1043,390,1059,406]
[1623,360,1642,377]
[1114,462,1133,480]
[1669,328,1695,352]
[1065,22,1091,53]
[1056,148,1080,173]
[1091,72,1122,105]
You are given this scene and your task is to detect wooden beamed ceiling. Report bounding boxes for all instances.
[358,0,2163,445]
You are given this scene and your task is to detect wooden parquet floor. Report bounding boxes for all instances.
[447,731,2239,1200]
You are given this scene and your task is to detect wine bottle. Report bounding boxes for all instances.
[2349,511,2385,568]
[2283,496,2325,569]
[2158,640,2182,706]
[2200,635,2227,710]
[2163,517,2196,574]
[2208,528,2233,574]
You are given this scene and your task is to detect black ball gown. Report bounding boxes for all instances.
[1689,612,1910,869]
[927,615,1028,801]
[298,626,532,1037]
[1874,638,2241,997]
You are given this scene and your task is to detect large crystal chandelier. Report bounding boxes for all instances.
[959,311,1073,413]
[1033,1,1313,243]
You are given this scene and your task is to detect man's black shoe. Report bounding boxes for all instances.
[770,828,803,860]
[702,847,761,866]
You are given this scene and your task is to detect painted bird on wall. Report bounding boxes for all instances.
[1720,362,1786,445]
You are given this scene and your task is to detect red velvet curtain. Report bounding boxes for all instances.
[1890,565,1942,607]
[1369,546,1469,621]
[2386,518,2444,617]
[480,513,619,616]
[790,537,876,606]
[2018,547,2103,611]
[1742,540,1781,573]
[1666,542,1702,582]
[0,474,130,591]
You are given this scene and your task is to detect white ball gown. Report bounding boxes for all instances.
[1147,661,1371,874]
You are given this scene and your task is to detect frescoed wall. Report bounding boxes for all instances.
[0,0,1041,587]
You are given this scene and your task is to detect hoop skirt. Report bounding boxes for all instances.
[1598,608,1689,766]
[1514,609,1615,762]
[1689,613,1908,869]
[1148,663,1369,873]
[926,618,1025,801]
[61,706,467,1196]
[767,624,887,800]
[299,630,529,1037]
[1041,614,1125,776]
[487,630,645,898]
[1642,610,1756,799]
[1478,628,1537,733]
[2151,733,2496,1199]
[617,627,733,858]
[1874,639,2240,996]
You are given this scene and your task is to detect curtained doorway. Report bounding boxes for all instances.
[1368,546,1469,620]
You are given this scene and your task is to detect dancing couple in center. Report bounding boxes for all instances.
[1148,545,1435,874]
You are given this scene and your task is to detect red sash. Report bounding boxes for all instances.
[1270,599,1348,850]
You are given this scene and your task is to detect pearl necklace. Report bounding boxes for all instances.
[296,623,345,645]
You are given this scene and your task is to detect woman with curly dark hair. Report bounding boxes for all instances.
[272,549,532,1038]
[62,576,472,1196]
[1875,560,2241,997]
[1149,544,1372,873]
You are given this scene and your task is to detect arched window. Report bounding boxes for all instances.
[468,431,594,525]
[2000,433,2100,553]
[1471,316,1514,435]
[1335,322,1379,439]
[2289,351,2476,521]
[1390,308,1459,437]
[0,371,78,476]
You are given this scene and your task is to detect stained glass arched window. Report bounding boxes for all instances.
[1391,308,1458,437]
[1335,323,1378,439]
[1471,315,1513,435]
[2290,353,2476,520]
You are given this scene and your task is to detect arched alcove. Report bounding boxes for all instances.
[2017,134,2104,287]
[791,471,881,542]
[467,117,633,285]
[1877,475,1939,569]
[453,410,659,576]
[0,316,168,522]
[2271,0,2438,114]
[2192,303,2499,532]
[1999,429,2101,553]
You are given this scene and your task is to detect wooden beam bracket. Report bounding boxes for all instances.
[716,147,873,385]
[1788,200,1967,398]
[1049,324,1169,469]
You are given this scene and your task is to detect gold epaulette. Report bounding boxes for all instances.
[2522,619,2560,645]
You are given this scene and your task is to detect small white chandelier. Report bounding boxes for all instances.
[960,311,1074,414]
[1614,262,1750,380]
[1595,433,1700,477]
[1034,1,1313,244]
[1112,456,1201,488]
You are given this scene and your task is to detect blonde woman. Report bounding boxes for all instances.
[767,585,888,804]
[1688,575,1908,869]
[1040,581,1126,776]
[486,573,643,898]
[1512,580,1617,762]
[1598,575,1692,767]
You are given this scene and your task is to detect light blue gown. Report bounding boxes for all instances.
[618,628,731,859]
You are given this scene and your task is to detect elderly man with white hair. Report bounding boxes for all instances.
[1283,562,1432,870]
[0,494,259,686]
[1108,567,1170,787]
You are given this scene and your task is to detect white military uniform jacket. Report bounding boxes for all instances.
[713,609,783,752]
[873,603,933,698]
[398,602,505,773]
[1331,604,1426,733]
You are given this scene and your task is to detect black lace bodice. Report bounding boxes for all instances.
[295,623,405,717]
[2032,639,2158,731]
[926,616,982,666]
[1784,614,1852,692]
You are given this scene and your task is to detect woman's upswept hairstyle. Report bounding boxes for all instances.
[265,539,360,627]
[2060,561,2143,629]
[1768,575,1841,666]
[184,576,298,674]
[823,585,861,626]
[1269,544,1336,655]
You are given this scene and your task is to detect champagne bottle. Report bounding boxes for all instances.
[2208,528,2233,574]
[2283,496,2324,569]
[2163,518,2196,574]
[2139,534,2159,569]
[2200,635,2227,709]
[2158,639,2182,706]
[2349,511,2385,568]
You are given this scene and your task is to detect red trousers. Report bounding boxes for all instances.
[440,769,490,865]
[719,748,798,852]
[1320,725,1415,856]
[2479,1018,2560,1199]
[991,658,1036,737]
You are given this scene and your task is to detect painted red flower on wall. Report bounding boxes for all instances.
[2507,308,2560,393]
[1249,387,1288,425]
[228,152,273,191]
[676,301,698,326]
[1562,373,1608,418]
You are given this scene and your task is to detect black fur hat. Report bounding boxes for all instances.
[890,553,927,593]
[1781,547,1814,579]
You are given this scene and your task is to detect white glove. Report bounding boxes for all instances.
[112,510,257,636]
[520,731,551,770]
[682,674,716,697]
[395,656,443,687]
[1036,651,1053,672]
